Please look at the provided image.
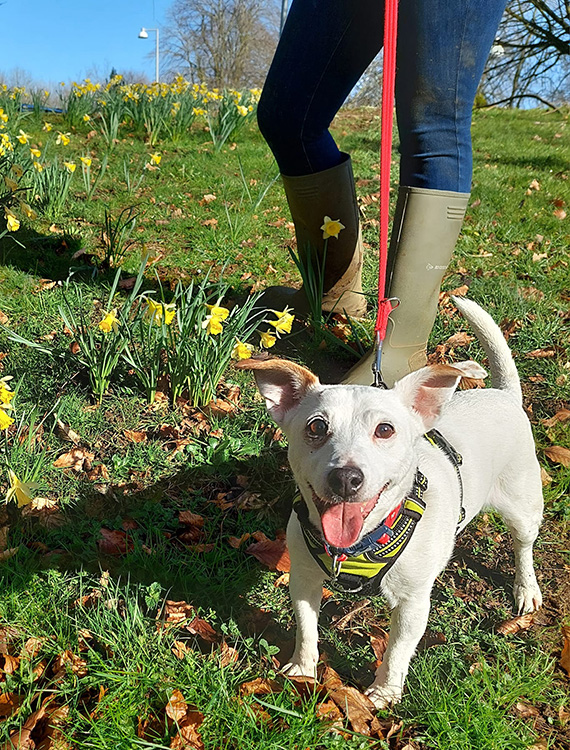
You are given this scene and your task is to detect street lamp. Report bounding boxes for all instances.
[138,27,160,83]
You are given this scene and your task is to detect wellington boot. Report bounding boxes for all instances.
[258,154,367,318]
[343,187,470,387]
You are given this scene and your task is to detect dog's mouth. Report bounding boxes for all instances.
[310,483,390,549]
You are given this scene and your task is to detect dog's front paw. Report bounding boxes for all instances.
[514,579,542,614]
[365,683,403,710]
[282,660,318,678]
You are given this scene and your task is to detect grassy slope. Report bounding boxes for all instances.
[0,106,568,749]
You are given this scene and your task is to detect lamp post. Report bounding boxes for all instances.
[138,27,160,83]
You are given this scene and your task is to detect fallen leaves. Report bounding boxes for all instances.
[165,690,205,749]
[541,409,570,427]
[496,613,534,635]
[53,447,94,472]
[245,533,291,572]
[560,625,570,676]
[544,445,570,468]
[98,528,134,556]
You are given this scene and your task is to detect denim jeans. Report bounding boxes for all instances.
[257,0,506,192]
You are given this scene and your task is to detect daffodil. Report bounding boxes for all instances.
[42,122,53,132]
[56,132,70,146]
[0,377,14,405]
[5,470,39,507]
[80,156,92,167]
[236,105,248,117]
[4,176,18,192]
[83,114,91,122]
[16,129,29,144]
[259,330,276,349]
[0,109,8,123]
[29,147,41,159]
[204,315,224,336]
[145,299,176,326]
[205,303,229,321]
[268,307,295,335]
[232,340,254,359]
[5,211,19,232]
[63,161,76,173]
[98,309,121,333]
[321,216,345,239]
[33,161,43,172]
[0,409,14,430]
[149,152,161,165]
[19,201,37,221]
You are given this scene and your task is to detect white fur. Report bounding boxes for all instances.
[242,298,543,709]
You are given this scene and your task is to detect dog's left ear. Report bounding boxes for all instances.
[235,357,319,424]
[393,361,487,430]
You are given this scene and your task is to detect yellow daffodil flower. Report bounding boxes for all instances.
[205,304,229,321]
[5,211,19,232]
[149,152,161,165]
[5,470,39,507]
[98,309,121,333]
[16,129,29,144]
[0,109,8,123]
[11,164,23,179]
[63,161,76,173]
[236,105,248,117]
[321,216,345,239]
[268,307,295,335]
[83,114,91,122]
[145,299,176,326]
[30,147,41,159]
[0,377,14,405]
[42,122,53,132]
[80,156,92,167]
[56,132,70,146]
[204,315,224,336]
[259,330,276,349]
[19,201,37,221]
[33,161,43,172]
[4,176,18,192]
[232,340,254,359]
[0,409,14,430]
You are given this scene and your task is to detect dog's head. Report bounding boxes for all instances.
[236,357,486,549]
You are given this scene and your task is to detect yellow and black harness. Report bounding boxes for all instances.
[293,428,464,595]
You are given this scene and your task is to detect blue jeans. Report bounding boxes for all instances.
[257,0,506,192]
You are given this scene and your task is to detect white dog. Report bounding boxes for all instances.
[236,297,543,708]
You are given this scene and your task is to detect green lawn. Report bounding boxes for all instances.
[0,102,568,749]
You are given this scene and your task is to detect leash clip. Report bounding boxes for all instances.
[371,298,400,389]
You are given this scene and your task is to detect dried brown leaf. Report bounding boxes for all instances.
[445,331,474,348]
[240,677,282,696]
[560,625,570,676]
[246,537,290,572]
[124,429,147,443]
[514,701,540,718]
[330,685,377,735]
[228,533,250,548]
[496,612,534,635]
[218,642,239,667]
[166,689,188,722]
[0,692,22,718]
[55,419,81,444]
[98,528,134,556]
[541,409,570,427]
[53,447,94,472]
[544,446,570,468]
[525,348,556,359]
[179,511,205,527]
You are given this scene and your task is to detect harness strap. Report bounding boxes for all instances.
[424,428,465,527]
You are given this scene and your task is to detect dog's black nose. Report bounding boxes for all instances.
[327,466,364,499]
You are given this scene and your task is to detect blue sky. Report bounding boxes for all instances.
[0,0,168,87]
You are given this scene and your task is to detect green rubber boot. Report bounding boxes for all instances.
[258,154,367,318]
[343,186,470,387]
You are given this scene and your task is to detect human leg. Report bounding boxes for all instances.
[257,0,383,316]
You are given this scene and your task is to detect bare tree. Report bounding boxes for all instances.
[482,0,570,107]
[162,0,280,88]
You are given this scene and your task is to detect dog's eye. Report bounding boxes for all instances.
[375,423,395,439]
[307,417,328,439]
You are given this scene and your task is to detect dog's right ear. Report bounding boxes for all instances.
[235,357,319,424]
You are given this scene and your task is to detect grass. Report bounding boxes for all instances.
[0,102,568,749]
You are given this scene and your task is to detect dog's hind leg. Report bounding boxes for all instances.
[366,588,432,709]
[282,515,325,677]
[491,465,543,613]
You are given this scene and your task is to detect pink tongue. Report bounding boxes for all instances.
[321,503,364,548]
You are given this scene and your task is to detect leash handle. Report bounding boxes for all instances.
[373,0,399,385]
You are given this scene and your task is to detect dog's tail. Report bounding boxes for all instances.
[452,296,522,405]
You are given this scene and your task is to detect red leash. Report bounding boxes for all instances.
[373,0,400,387]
